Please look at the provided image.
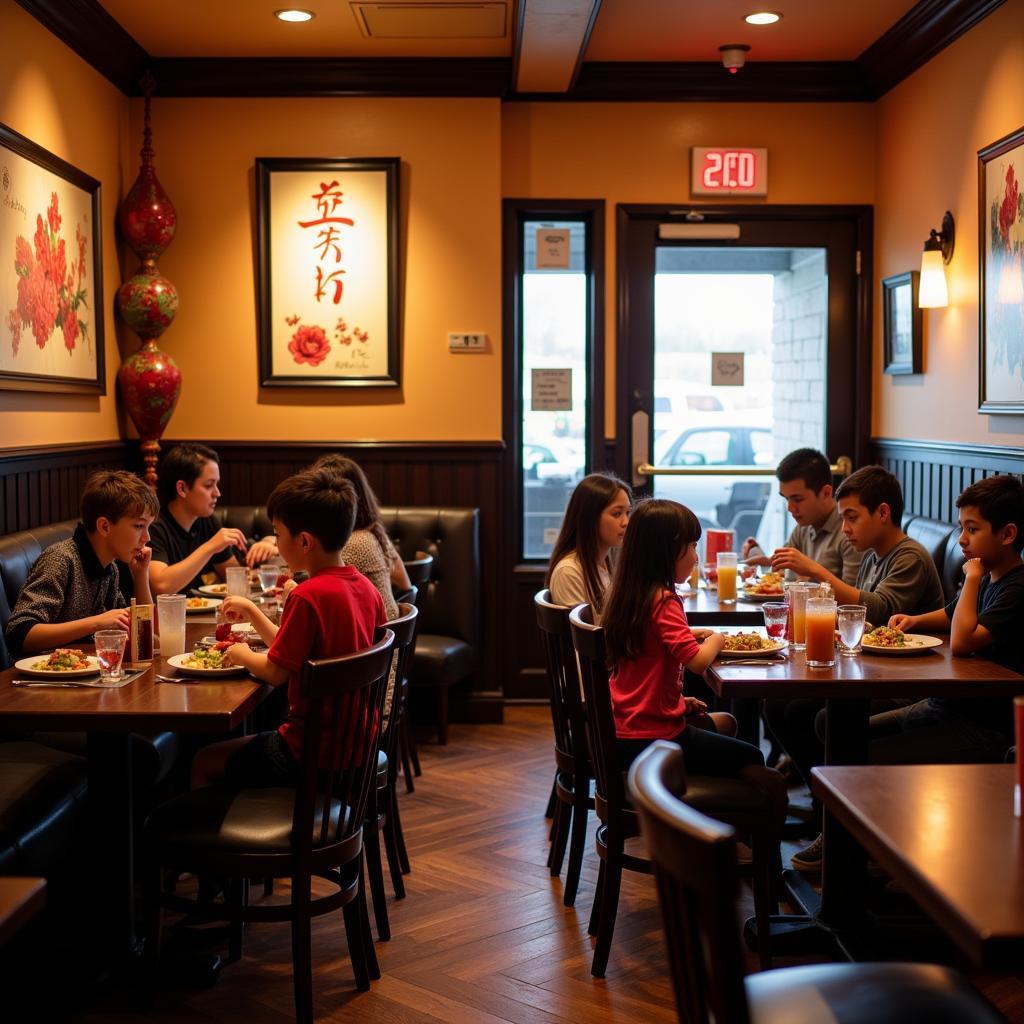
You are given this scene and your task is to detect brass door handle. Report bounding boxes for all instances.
[635,455,853,479]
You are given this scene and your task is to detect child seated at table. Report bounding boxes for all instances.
[546,472,632,615]
[5,470,157,658]
[190,468,386,789]
[874,474,1024,763]
[602,499,783,806]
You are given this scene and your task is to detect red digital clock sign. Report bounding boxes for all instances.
[690,147,768,197]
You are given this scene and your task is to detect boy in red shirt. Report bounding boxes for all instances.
[190,468,385,789]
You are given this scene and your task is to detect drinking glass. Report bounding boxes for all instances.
[257,565,280,594]
[785,581,820,651]
[837,604,867,656]
[156,594,187,659]
[805,597,837,668]
[94,629,128,682]
[717,551,738,605]
[225,565,249,598]
[762,602,789,641]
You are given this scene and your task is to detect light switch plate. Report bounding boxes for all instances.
[448,333,487,352]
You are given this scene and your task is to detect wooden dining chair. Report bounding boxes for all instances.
[629,741,1007,1024]
[569,604,782,976]
[141,630,395,1022]
[397,552,433,790]
[534,590,592,907]
[364,603,417,941]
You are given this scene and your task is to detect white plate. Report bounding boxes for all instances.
[718,634,788,658]
[185,597,222,613]
[197,584,228,596]
[860,633,943,656]
[15,655,101,679]
[166,653,248,677]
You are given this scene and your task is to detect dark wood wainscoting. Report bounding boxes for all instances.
[0,441,126,535]
[871,437,1024,523]
[137,439,506,723]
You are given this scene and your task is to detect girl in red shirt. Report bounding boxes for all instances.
[603,499,766,777]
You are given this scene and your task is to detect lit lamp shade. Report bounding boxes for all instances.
[918,248,948,308]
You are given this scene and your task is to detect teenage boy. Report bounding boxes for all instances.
[5,470,158,658]
[873,475,1024,763]
[148,443,275,595]
[742,448,863,586]
[190,468,386,789]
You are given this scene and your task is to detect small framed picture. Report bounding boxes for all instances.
[882,271,921,376]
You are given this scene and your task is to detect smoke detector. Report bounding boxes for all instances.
[719,44,751,74]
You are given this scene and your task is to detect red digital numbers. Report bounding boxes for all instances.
[701,150,758,191]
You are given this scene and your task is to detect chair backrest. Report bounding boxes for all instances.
[568,604,626,821]
[215,505,274,542]
[378,507,479,646]
[403,554,433,588]
[628,742,751,1024]
[380,604,418,760]
[295,629,395,860]
[534,590,587,766]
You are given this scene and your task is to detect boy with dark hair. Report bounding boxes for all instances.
[5,470,158,657]
[875,474,1024,762]
[190,469,385,789]
[743,447,863,586]
[149,443,274,595]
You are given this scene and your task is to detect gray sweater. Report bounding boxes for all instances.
[855,536,944,625]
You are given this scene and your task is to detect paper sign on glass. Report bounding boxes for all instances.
[535,228,571,269]
[711,352,745,386]
[531,368,572,411]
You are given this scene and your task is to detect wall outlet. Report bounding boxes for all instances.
[448,332,487,352]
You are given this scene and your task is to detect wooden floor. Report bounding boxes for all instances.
[67,706,1024,1022]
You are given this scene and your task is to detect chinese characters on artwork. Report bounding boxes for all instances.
[297,179,354,305]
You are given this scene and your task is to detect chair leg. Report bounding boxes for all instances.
[750,829,775,971]
[364,810,391,942]
[141,862,163,1010]
[359,860,381,981]
[390,786,411,875]
[549,799,570,877]
[588,859,605,936]
[406,718,422,777]
[591,855,623,978]
[400,731,416,794]
[544,779,556,819]
[342,882,371,991]
[227,878,244,962]
[382,794,407,899]
[563,782,590,907]
[285,874,312,1023]
[435,686,449,745]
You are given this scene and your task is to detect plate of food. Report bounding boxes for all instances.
[197,583,228,596]
[15,649,101,679]
[742,571,787,600]
[185,596,222,613]
[717,632,787,658]
[167,649,248,677]
[860,627,943,655]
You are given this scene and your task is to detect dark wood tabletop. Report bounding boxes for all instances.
[677,584,767,626]
[0,621,269,733]
[0,877,46,949]
[812,763,1024,967]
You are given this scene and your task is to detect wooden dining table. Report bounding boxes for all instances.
[0,876,46,949]
[676,584,768,626]
[812,763,1024,968]
[0,619,270,962]
[703,638,1024,957]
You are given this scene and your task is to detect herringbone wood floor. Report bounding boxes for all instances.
[72,706,1024,1022]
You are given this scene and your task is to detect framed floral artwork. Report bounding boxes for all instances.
[255,157,400,387]
[979,125,1024,413]
[0,122,104,393]
[882,271,921,375]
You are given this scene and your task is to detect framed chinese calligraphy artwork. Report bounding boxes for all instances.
[0,121,104,394]
[255,157,400,387]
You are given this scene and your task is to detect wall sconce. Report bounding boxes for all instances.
[918,210,955,308]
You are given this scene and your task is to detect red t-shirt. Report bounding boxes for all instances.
[608,592,702,739]
[268,566,386,764]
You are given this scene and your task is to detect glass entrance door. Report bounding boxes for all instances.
[618,207,870,550]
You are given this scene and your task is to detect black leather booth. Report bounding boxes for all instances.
[902,515,966,604]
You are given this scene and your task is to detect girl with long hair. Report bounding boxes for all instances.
[602,498,768,778]
[311,454,410,620]
[546,473,631,614]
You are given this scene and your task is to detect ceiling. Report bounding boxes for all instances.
[97,0,917,62]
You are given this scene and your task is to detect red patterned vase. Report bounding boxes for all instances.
[119,163,176,262]
[118,340,182,488]
[116,263,179,340]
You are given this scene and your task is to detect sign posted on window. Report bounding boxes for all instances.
[531,368,572,411]
[711,352,745,386]
[535,228,571,269]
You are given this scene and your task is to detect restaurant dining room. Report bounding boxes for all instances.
[3,0,1024,1020]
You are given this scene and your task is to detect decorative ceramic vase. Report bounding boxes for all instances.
[116,76,181,489]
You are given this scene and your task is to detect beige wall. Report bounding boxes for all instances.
[132,97,503,441]
[0,1,128,447]
[874,0,1024,445]
[502,102,877,434]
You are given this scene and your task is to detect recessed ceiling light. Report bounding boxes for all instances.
[745,12,781,25]
[275,9,315,23]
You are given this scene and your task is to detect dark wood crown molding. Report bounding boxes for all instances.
[857,0,1007,98]
[14,0,148,95]
[15,0,1006,102]
[144,57,511,98]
